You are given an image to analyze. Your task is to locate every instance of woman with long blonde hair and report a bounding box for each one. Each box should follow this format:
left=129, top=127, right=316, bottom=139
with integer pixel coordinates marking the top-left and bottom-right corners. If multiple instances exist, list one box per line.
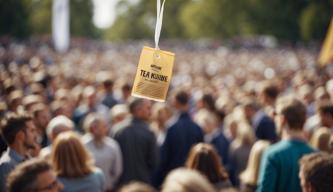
left=239, top=140, right=270, bottom=192
left=51, top=132, right=104, bottom=192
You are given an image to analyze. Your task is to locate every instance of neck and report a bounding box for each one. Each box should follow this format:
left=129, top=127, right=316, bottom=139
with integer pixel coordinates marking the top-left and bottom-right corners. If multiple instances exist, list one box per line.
left=93, top=137, right=104, bottom=144
left=282, top=128, right=306, bottom=141
left=9, top=142, right=26, bottom=156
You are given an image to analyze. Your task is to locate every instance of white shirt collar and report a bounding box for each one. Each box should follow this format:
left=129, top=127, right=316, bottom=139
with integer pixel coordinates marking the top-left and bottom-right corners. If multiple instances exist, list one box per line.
left=204, top=129, right=220, bottom=143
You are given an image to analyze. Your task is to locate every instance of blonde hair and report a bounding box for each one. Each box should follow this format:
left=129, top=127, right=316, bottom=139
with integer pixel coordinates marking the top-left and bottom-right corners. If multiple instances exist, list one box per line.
left=239, top=140, right=270, bottom=185
left=51, top=132, right=95, bottom=177
left=83, top=113, right=104, bottom=133
left=162, top=168, right=216, bottom=192
left=310, top=127, right=332, bottom=153
left=234, top=122, right=255, bottom=146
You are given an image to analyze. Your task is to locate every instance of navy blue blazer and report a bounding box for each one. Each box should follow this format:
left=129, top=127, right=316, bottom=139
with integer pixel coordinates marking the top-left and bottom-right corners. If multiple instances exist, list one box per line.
left=211, top=132, right=230, bottom=166
left=255, top=115, right=277, bottom=143
left=153, top=112, right=203, bottom=187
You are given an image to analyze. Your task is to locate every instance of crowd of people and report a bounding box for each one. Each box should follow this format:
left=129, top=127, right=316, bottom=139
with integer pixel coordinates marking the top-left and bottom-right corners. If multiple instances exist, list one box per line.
left=1, top=38, right=333, bottom=192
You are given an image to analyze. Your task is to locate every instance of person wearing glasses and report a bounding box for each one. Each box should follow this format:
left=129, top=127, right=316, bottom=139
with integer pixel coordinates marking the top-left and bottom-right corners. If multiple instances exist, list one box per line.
left=6, top=158, right=64, bottom=192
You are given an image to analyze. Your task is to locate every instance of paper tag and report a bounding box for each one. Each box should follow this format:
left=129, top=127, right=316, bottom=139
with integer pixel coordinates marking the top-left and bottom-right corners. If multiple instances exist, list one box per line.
left=132, top=46, right=175, bottom=102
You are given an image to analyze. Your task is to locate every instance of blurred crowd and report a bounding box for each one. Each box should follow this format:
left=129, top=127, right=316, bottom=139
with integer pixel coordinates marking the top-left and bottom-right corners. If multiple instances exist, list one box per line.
left=1, top=39, right=333, bottom=192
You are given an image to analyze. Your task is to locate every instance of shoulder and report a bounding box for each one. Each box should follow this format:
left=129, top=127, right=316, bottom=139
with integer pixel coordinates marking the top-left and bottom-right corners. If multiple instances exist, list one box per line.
left=103, top=137, right=120, bottom=148
left=92, top=168, right=104, bottom=180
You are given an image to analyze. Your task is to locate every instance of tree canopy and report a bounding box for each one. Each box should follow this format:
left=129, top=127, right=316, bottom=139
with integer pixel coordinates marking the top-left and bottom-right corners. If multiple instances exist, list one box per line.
left=0, top=0, right=332, bottom=42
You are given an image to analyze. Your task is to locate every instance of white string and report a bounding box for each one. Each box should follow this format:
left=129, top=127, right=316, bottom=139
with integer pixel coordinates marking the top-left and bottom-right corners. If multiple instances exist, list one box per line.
left=154, top=0, right=166, bottom=49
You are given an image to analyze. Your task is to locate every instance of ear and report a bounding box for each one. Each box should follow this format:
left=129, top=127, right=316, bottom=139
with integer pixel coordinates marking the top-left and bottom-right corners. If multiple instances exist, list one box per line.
left=15, top=130, right=25, bottom=142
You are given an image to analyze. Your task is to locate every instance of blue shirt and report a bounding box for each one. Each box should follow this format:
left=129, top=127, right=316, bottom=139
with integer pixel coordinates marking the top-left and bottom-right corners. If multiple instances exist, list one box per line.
left=0, top=148, right=25, bottom=192
left=59, top=168, right=105, bottom=192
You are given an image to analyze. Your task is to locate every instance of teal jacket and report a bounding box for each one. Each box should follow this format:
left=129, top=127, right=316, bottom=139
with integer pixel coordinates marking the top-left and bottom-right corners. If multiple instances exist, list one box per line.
left=257, top=139, right=315, bottom=192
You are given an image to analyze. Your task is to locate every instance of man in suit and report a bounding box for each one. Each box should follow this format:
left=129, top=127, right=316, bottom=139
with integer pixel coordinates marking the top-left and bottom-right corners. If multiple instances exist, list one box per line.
left=154, top=90, right=203, bottom=187
left=243, top=98, right=278, bottom=143
left=113, top=98, right=158, bottom=187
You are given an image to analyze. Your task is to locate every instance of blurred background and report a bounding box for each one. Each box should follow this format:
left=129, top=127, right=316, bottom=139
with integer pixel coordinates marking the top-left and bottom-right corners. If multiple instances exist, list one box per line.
left=0, top=0, right=332, bottom=43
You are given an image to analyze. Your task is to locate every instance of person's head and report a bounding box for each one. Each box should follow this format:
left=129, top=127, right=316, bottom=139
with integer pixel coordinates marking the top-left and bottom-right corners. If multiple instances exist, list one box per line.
left=195, top=110, right=218, bottom=134
left=186, top=143, right=228, bottom=184
left=83, top=113, right=108, bottom=140
left=310, top=128, right=332, bottom=153
left=50, top=100, right=73, bottom=118
left=110, top=104, right=129, bottom=124
left=234, top=122, right=255, bottom=146
left=317, top=100, right=333, bottom=128
left=299, top=153, right=333, bottom=192
left=46, top=115, right=74, bottom=142
left=240, top=140, right=270, bottom=186
left=32, top=103, right=51, bottom=130
left=7, top=158, right=63, bottom=192
left=1, top=113, right=36, bottom=150
left=83, top=86, right=97, bottom=107
left=275, top=95, right=306, bottom=132
left=242, top=98, right=261, bottom=122
left=197, top=93, right=216, bottom=112
left=119, top=182, right=156, bottom=192
left=152, top=103, right=172, bottom=129
left=51, top=131, right=95, bottom=177
left=22, top=95, right=43, bottom=112
left=172, top=90, right=190, bottom=111
left=258, top=81, right=279, bottom=106
left=161, top=168, right=216, bottom=192
left=121, top=83, right=132, bottom=100
left=129, top=99, right=152, bottom=122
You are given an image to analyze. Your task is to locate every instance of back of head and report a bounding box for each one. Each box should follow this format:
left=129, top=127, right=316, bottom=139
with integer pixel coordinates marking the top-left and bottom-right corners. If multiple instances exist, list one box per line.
left=259, top=81, right=279, bottom=101
left=310, top=128, right=331, bottom=153
left=110, top=104, right=129, bottom=120
left=276, top=95, right=306, bottom=130
left=7, top=158, right=51, bottom=192
left=51, top=132, right=94, bottom=177
left=242, top=97, right=261, bottom=112
left=129, top=98, right=145, bottom=115
left=174, top=90, right=190, bottom=107
left=162, top=168, right=216, bottom=192
left=317, top=100, right=333, bottom=117
left=46, top=115, right=74, bottom=138
left=299, top=153, right=333, bottom=192
left=1, top=113, right=32, bottom=145
left=186, top=143, right=228, bottom=183
left=119, top=182, right=156, bottom=192
left=83, top=113, right=104, bottom=133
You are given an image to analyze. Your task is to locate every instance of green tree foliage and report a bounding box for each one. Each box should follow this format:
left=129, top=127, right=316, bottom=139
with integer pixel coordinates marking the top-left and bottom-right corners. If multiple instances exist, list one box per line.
left=0, top=0, right=30, bottom=38
left=0, top=0, right=332, bottom=41
left=107, top=0, right=331, bottom=41
left=248, top=0, right=308, bottom=41
left=26, top=0, right=52, bottom=35
left=104, top=0, right=191, bottom=40
left=0, top=0, right=99, bottom=39
left=104, top=1, right=153, bottom=40
left=70, top=0, right=100, bottom=38
left=300, top=1, right=332, bottom=41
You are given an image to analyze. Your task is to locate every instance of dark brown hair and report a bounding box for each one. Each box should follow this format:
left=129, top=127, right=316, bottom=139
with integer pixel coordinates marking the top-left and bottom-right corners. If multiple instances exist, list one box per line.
left=299, top=153, right=333, bottom=192
left=276, top=96, right=306, bottom=130
left=7, top=158, right=52, bottom=192
left=1, top=113, right=32, bottom=145
left=185, top=143, right=228, bottom=184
